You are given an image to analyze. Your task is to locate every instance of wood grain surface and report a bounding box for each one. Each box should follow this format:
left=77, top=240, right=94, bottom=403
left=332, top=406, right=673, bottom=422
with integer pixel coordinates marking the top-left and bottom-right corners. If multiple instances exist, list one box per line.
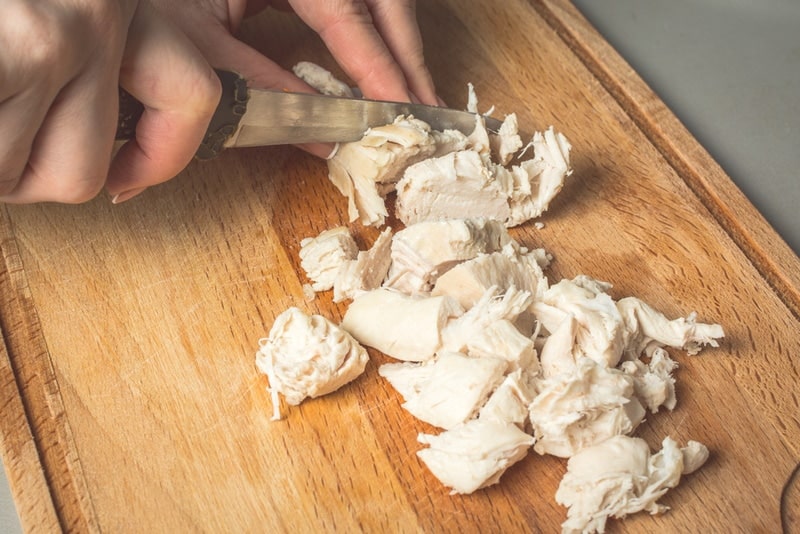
left=1, top=1, right=798, bottom=532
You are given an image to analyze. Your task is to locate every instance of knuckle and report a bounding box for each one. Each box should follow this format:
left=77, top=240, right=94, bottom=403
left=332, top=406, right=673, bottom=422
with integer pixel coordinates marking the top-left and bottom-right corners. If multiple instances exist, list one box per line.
left=53, top=173, right=107, bottom=204
left=6, top=6, right=71, bottom=73
left=192, top=68, right=223, bottom=118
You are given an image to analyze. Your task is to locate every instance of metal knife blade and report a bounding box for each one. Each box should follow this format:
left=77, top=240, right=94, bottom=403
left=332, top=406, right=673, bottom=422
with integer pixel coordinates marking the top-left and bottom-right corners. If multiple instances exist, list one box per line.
left=117, top=70, right=502, bottom=160
left=230, top=89, right=503, bottom=148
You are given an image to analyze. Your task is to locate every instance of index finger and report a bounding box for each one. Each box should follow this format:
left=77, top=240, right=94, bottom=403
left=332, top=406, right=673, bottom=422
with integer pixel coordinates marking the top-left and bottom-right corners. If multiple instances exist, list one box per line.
left=289, top=0, right=415, bottom=103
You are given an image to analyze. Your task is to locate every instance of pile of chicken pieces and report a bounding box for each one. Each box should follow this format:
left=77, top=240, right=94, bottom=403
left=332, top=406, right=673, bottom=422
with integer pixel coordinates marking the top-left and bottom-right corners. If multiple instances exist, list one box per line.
left=255, top=64, right=724, bottom=534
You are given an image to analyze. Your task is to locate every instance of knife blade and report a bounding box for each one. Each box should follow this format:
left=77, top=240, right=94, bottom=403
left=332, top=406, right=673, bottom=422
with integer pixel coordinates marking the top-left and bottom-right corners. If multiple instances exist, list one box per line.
left=116, top=70, right=503, bottom=160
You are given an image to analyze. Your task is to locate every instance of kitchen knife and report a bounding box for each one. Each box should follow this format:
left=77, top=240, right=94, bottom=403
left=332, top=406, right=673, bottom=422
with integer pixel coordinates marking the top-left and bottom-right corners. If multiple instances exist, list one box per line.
left=116, top=70, right=503, bottom=160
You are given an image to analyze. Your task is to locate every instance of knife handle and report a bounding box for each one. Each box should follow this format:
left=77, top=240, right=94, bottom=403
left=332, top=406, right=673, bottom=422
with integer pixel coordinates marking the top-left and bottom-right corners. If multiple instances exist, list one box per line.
left=115, top=69, right=249, bottom=160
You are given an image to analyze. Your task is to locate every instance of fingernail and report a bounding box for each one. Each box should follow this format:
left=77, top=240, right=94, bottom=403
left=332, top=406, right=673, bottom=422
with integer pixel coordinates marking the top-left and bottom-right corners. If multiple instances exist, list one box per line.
left=111, top=187, right=147, bottom=204
left=326, top=143, right=340, bottom=160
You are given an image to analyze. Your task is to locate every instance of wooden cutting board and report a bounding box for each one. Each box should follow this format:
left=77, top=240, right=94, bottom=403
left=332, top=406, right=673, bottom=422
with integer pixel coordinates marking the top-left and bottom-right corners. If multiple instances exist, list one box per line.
left=1, top=1, right=798, bottom=532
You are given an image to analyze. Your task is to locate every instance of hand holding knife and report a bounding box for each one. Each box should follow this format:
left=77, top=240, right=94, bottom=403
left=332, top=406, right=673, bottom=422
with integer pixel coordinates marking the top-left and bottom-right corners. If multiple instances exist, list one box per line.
left=117, top=70, right=502, bottom=160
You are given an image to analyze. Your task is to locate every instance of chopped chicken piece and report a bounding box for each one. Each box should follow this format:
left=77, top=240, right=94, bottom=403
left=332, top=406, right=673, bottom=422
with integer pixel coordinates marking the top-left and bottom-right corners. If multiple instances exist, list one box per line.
left=498, top=126, right=572, bottom=226
left=530, top=358, right=645, bottom=457
left=292, top=61, right=355, bottom=97
left=327, top=116, right=438, bottom=226
left=467, top=114, right=493, bottom=164
left=490, top=113, right=523, bottom=165
left=395, top=150, right=511, bottom=226
left=299, top=226, right=358, bottom=292
left=333, top=227, right=393, bottom=302
left=680, top=440, right=710, bottom=475
left=458, top=319, right=536, bottom=370
left=379, top=351, right=507, bottom=429
left=341, top=288, right=463, bottom=362
left=441, top=286, right=538, bottom=371
left=431, top=129, right=470, bottom=156
left=255, top=307, right=369, bottom=420
left=417, top=418, right=535, bottom=494
left=396, top=126, right=572, bottom=228
left=556, top=435, right=709, bottom=534
left=385, top=218, right=510, bottom=295
left=533, top=276, right=627, bottom=368
left=479, top=369, right=538, bottom=427
left=432, top=243, right=548, bottom=309
left=616, top=297, right=725, bottom=357
left=620, top=348, right=678, bottom=413
left=539, top=314, right=579, bottom=378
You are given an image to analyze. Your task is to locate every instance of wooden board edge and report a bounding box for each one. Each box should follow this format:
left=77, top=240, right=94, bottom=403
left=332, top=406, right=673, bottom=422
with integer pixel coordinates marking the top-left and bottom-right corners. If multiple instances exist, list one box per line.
left=0, top=207, right=99, bottom=532
left=534, top=0, right=800, bottom=320
left=0, top=328, right=61, bottom=532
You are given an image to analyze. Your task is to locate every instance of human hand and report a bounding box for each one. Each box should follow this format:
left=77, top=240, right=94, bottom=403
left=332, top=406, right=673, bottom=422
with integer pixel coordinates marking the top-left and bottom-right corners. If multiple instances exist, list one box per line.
left=150, top=0, right=440, bottom=160
left=154, top=0, right=439, bottom=105
left=0, top=0, right=220, bottom=204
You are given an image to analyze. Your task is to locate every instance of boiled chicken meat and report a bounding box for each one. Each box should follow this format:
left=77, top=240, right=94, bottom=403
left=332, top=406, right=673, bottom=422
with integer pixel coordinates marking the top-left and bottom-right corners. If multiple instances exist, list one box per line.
left=341, top=288, right=463, bottom=362
left=529, top=358, right=646, bottom=458
left=416, top=418, right=535, bottom=494
left=292, top=61, right=355, bottom=97
left=385, top=218, right=510, bottom=295
left=555, top=435, right=709, bottom=534
left=327, top=116, right=437, bottom=226
left=255, top=307, right=369, bottom=420
left=333, top=227, right=393, bottom=302
left=379, top=351, right=507, bottom=429
left=299, top=226, right=358, bottom=292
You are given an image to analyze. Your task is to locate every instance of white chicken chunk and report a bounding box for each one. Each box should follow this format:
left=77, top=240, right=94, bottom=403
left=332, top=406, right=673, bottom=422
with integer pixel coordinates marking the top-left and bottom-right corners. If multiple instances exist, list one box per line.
left=395, top=150, right=511, bottom=226
left=620, top=348, right=679, bottom=413
left=395, top=126, right=571, bottom=228
left=616, top=297, right=725, bottom=358
left=495, top=126, right=573, bottom=226
left=417, top=418, right=535, bottom=494
left=291, top=61, right=355, bottom=98
left=432, top=242, right=549, bottom=309
left=529, top=358, right=646, bottom=457
left=556, top=435, right=709, bottom=534
left=333, top=227, right=393, bottom=302
left=299, top=226, right=358, bottom=292
left=490, top=113, right=523, bottom=165
left=539, top=313, right=579, bottom=378
left=441, top=286, right=538, bottom=371
left=385, top=218, right=511, bottom=295
left=255, top=307, right=369, bottom=420
left=341, top=288, right=463, bottom=362
left=479, top=369, right=539, bottom=427
left=327, top=116, right=437, bottom=227
left=533, top=276, right=627, bottom=368
left=379, top=351, right=507, bottom=429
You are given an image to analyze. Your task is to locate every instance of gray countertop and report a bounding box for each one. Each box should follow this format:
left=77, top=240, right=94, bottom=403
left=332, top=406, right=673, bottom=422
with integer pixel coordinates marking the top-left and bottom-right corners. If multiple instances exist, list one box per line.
left=1, top=1, right=798, bottom=531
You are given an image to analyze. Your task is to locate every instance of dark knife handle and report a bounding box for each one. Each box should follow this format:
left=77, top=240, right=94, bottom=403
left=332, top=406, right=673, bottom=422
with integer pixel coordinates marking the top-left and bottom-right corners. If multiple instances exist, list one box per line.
left=115, top=69, right=249, bottom=160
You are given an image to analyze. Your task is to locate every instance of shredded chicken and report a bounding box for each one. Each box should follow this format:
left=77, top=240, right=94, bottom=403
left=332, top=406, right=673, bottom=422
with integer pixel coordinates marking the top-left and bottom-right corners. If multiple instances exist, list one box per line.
left=379, top=351, right=507, bottom=429
left=292, top=61, right=355, bottom=98
left=385, top=218, right=510, bottom=295
left=395, top=149, right=511, bottom=226
left=417, top=418, right=535, bottom=494
left=432, top=242, right=549, bottom=309
left=556, top=435, right=709, bottom=534
left=299, top=226, right=358, bottom=292
left=530, top=358, right=646, bottom=458
left=252, top=74, right=725, bottom=531
left=255, top=307, right=369, bottom=420
left=333, top=227, right=393, bottom=302
left=327, top=116, right=437, bottom=227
